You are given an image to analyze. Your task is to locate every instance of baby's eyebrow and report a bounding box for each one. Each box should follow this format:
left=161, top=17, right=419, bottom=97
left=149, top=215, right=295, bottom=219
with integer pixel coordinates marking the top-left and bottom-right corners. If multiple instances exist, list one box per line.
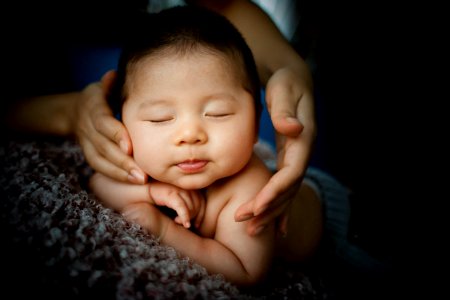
left=204, top=93, right=237, bottom=102
left=138, top=99, right=172, bottom=110
left=136, top=93, right=237, bottom=110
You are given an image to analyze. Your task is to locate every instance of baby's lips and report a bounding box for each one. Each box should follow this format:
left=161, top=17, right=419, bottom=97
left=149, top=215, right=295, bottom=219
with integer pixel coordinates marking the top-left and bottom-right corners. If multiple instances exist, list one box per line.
left=177, top=160, right=208, bottom=173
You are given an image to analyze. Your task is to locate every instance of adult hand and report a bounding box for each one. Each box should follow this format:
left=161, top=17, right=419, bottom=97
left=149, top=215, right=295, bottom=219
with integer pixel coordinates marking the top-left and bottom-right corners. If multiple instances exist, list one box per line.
left=73, top=70, right=147, bottom=184
left=235, top=67, right=316, bottom=236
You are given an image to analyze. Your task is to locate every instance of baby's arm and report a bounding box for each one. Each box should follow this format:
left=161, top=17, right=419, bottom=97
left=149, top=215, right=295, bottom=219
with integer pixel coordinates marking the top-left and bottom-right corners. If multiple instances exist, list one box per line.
left=158, top=197, right=275, bottom=286
left=156, top=157, right=275, bottom=285
left=89, top=172, right=150, bottom=211
left=89, top=173, right=205, bottom=229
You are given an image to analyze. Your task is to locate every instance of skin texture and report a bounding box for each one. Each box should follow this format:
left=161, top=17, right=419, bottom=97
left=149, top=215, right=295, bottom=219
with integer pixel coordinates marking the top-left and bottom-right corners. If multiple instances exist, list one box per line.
left=187, top=0, right=316, bottom=236
left=90, top=50, right=322, bottom=285
left=122, top=53, right=257, bottom=191
left=90, top=51, right=321, bottom=286
left=3, top=0, right=316, bottom=236
left=90, top=51, right=276, bottom=285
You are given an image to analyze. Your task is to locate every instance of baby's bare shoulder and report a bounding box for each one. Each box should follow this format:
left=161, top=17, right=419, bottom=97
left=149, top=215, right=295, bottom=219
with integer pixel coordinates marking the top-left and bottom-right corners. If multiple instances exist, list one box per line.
left=221, top=154, right=271, bottom=207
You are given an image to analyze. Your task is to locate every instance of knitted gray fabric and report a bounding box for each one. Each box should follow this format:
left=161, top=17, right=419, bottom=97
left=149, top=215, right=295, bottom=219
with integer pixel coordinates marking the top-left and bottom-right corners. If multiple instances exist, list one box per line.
left=0, top=140, right=328, bottom=299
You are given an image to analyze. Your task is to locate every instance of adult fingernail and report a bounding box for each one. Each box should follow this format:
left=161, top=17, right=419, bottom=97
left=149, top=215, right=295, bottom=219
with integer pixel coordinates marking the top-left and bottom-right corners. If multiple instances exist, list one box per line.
left=254, top=205, right=268, bottom=216
left=120, top=140, right=129, bottom=153
left=129, top=169, right=145, bottom=184
left=286, top=117, right=299, bottom=123
left=236, top=213, right=254, bottom=222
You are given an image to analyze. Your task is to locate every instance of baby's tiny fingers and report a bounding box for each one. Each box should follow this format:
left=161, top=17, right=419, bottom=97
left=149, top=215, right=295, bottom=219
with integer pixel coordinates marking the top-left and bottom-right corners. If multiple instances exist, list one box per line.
left=169, top=198, right=191, bottom=228
left=174, top=216, right=190, bottom=227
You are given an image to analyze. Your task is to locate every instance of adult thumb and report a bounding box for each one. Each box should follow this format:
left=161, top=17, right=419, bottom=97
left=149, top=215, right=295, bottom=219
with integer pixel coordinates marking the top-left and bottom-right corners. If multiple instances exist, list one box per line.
left=101, top=70, right=117, bottom=96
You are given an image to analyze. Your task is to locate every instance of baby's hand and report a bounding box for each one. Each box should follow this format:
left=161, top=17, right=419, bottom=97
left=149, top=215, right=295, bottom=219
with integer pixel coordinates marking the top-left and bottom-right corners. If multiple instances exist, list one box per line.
left=148, top=181, right=206, bottom=229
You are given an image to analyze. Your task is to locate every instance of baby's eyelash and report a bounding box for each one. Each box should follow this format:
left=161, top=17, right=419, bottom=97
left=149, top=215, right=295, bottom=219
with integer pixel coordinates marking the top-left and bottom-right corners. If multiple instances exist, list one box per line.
left=149, top=117, right=174, bottom=123
left=205, top=112, right=233, bottom=118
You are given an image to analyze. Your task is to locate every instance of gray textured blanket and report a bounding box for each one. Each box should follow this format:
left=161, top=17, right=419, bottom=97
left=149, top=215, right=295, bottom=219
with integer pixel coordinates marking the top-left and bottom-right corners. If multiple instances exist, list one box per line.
left=0, top=139, right=328, bottom=299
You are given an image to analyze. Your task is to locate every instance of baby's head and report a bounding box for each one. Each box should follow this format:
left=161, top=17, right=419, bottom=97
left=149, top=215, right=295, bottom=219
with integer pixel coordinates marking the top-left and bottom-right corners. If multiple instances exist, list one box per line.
left=110, top=5, right=261, bottom=123
left=110, top=6, right=262, bottom=189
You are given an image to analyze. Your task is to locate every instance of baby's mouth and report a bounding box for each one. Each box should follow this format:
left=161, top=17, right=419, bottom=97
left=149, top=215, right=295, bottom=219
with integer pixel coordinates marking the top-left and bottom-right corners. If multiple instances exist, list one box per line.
left=177, top=160, right=208, bottom=173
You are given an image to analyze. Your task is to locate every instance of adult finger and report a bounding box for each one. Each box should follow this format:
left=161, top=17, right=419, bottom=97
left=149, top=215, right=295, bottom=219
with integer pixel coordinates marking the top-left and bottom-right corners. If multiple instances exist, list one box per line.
left=94, top=114, right=133, bottom=155
left=80, top=122, right=146, bottom=184
left=234, top=161, right=299, bottom=222
left=234, top=199, right=254, bottom=222
left=246, top=199, right=290, bottom=236
left=92, top=113, right=146, bottom=184
left=265, top=72, right=303, bottom=137
left=79, top=137, right=130, bottom=182
left=101, top=70, right=117, bottom=96
left=75, top=78, right=144, bottom=182
left=234, top=168, right=296, bottom=223
left=253, top=159, right=302, bottom=216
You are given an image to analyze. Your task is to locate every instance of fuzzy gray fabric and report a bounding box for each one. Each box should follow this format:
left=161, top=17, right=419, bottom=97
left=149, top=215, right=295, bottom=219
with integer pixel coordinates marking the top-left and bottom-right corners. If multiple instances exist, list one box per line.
left=0, top=139, right=329, bottom=299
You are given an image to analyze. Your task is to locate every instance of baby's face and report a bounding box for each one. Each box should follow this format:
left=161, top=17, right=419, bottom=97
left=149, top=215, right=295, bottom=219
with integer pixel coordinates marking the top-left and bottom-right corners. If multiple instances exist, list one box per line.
left=122, top=52, right=257, bottom=190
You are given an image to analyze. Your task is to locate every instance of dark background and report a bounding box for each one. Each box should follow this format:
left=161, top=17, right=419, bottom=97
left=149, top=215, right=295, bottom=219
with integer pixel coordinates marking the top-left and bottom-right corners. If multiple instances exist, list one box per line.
left=3, top=0, right=428, bottom=298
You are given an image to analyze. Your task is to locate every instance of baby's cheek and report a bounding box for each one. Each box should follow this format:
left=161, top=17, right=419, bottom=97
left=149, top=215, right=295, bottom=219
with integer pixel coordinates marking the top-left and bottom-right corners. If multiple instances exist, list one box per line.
left=220, top=145, right=252, bottom=175
left=132, top=145, right=155, bottom=173
left=136, top=155, right=156, bottom=176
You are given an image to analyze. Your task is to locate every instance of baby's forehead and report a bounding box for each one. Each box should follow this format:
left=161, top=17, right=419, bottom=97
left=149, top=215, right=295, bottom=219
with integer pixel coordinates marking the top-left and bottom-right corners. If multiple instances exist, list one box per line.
left=124, top=49, right=247, bottom=94
left=126, top=51, right=245, bottom=88
left=136, top=46, right=242, bottom=71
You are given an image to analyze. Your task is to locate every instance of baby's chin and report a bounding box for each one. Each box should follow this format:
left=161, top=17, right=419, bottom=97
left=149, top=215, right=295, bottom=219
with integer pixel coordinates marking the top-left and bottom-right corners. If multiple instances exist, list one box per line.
left=166, top=177, right=215, bottom=191
left=150, top=173, right=220, bottom=190
left=174, top=180, right=211, bottom=191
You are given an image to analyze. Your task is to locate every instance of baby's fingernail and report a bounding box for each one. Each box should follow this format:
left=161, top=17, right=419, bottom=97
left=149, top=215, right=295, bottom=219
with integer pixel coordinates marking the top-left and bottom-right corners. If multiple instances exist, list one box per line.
left=254, top=225, right=266, bottom=235
left=129, top=169, right=145, bottom=184
left=119, top=140, right=129, bottom=153
left=236, top=213, right=253, bottom=222
left=184, top=221, right=191, bottom=228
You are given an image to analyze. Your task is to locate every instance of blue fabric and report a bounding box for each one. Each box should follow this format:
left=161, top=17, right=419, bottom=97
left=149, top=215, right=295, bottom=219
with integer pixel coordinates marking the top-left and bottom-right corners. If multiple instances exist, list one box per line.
left=304, top=167, right=388, bottom=273
left=68, top=46, right=121, bottom=90
left=258, top=89, right=276, bottom=149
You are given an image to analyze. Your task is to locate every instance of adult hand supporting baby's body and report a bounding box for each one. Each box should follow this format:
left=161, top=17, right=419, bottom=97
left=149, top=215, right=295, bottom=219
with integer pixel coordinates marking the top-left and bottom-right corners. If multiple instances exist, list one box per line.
left=75, top=71, right=147, bottom=185
left=235, top=67, right=316, bottom=236
left=80, top=67, right=316, bottom=237
left=73, top=1, right=316, bottom=238
left=189, top=0, right=317, bottom=236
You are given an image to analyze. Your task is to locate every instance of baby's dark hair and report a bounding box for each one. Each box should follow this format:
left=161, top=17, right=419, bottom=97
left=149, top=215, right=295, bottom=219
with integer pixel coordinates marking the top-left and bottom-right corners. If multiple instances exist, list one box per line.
left=109, top=5, right=262, bottom=124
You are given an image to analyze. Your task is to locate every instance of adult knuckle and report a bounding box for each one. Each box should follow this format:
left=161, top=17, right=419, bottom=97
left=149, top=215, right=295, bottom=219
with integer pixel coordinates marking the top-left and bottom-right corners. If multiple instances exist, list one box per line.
left=93, top=116, right=106, bottom=132
left=96, top=141, right=108, bottom=156
left=119, top=156, right=133, bottom=171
